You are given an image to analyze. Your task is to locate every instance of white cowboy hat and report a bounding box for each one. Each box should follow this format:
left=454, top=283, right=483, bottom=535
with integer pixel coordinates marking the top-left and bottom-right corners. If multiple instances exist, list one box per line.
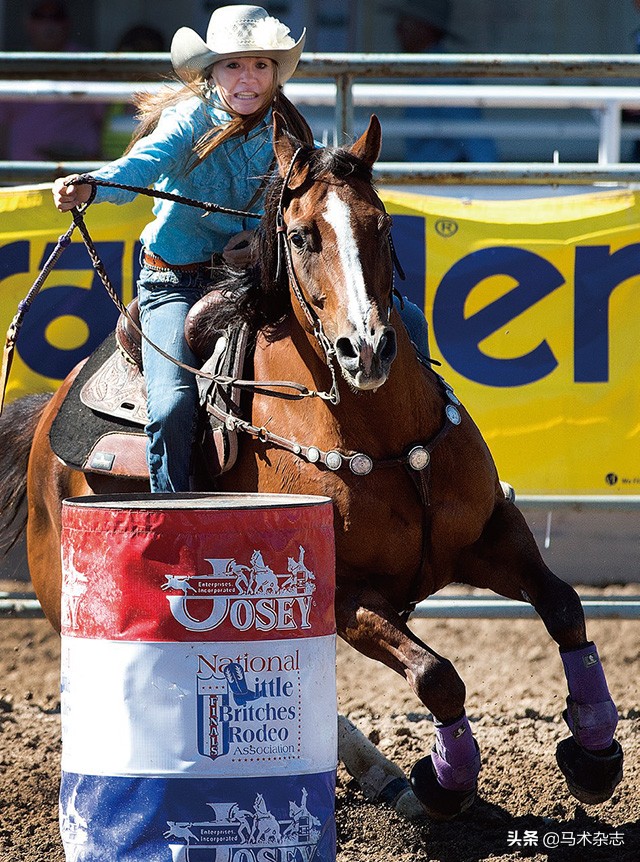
left=171, top=5, right=305, bottom=86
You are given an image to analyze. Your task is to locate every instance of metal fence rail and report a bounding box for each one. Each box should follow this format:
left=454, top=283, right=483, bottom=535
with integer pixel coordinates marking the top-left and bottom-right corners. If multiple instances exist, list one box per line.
left=2, top=591, right=639, bottom=621
left=411, top=595, right=640, bottom=620
left=3, top=52, right=640, bottom=80
left=3, top=78, right=640, bottom=166
left=2, top=52, right=640, bottom=164
left=4, top=161, right=640, bottom=186
left=0, top=593, right=43, bottom=619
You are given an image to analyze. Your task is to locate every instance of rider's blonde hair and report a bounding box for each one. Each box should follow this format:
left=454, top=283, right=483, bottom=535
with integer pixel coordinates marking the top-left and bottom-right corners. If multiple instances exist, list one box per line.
left=126, top=61, right=313, bottom=170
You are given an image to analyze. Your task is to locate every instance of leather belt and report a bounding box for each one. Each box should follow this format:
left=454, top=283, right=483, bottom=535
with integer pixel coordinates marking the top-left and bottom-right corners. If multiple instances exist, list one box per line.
left=143, top=251, right=210, bottom=272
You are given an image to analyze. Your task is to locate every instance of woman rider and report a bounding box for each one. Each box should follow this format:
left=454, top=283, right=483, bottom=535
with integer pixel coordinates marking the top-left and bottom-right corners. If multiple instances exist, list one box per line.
left=53, top=5, right=430, bottom=492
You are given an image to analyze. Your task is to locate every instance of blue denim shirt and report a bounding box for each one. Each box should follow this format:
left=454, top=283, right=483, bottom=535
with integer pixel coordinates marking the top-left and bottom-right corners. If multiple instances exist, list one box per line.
left=91, top=96, right=274, bottom=264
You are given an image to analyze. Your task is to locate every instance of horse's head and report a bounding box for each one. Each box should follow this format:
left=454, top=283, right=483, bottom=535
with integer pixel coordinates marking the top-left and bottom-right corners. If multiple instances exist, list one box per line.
left=271, top=114, right=397, bottom=391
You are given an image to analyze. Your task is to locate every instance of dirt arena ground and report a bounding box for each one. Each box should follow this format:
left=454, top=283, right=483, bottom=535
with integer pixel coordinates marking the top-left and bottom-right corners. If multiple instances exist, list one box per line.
left=1, top=584, right=638, bottom=862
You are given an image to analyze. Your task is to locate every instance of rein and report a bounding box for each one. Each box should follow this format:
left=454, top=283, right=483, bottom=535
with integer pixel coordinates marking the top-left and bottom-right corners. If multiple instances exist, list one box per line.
left=0, top=221, right=77, bottom=413
left=70, top=174, right=342, bottom=405
left=73, top=174, right=264, bottom=220
left=273, top=147, right=409, bottom=407
left=0, top=172, right=342, bottom=408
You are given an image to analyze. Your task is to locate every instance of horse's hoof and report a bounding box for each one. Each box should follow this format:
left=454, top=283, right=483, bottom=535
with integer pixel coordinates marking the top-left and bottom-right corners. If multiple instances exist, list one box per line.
left=409, top=755, right=477, bottom=821
left=556, top=736, right=623, bottom=805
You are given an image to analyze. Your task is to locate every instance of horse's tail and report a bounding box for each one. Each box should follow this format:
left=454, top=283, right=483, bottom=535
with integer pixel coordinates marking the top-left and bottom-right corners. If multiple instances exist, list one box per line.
left=0, top=393, right=51, bottom=555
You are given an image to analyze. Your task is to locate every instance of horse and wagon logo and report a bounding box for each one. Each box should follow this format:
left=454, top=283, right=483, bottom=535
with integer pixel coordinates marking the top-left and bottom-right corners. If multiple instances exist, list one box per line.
left=161, top=546, right=316, bottom=633
left=163, top=788, right=323, bottom=861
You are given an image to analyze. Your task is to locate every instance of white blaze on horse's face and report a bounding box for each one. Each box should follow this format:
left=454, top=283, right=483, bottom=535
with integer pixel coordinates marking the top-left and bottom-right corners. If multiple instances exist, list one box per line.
left=323, top=191, right=372, bottom=338
left=321, top=190, right=397, bottom=390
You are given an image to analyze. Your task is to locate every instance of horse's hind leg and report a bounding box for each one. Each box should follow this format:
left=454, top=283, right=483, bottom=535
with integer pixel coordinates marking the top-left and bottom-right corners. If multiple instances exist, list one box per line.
left=458, top=499, right=623, bottom=805
left=336, top=582, right=481, bottom=820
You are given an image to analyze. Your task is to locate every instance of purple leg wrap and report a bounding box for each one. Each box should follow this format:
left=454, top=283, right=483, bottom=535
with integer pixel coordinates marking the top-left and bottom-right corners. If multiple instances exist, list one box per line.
left=561, top=642, right=618, bottom=751
left=431, top=712, right=481, bottom=792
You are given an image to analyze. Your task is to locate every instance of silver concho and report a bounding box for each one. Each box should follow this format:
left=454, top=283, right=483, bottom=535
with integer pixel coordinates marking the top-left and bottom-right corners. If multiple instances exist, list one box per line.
left=445, top=389, right=460, bottom=405
left=349, top=453, right=374, bottom=475
left=307, top=446, right=321, bottom=463
left=325, top=450, right=344, bottom=471
left=407, top=446, right=430, bottom=471
left=445, top=405, right=461, bottom=425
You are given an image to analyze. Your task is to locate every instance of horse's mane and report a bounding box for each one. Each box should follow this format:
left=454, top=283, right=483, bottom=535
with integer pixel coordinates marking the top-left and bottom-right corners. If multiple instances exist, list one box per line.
left=211, top=143, right=375, bottom=335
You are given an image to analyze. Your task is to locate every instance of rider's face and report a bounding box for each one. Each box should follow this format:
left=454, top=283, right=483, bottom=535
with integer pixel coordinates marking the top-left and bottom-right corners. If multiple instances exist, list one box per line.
left=212, top=57, right=275, bottom=116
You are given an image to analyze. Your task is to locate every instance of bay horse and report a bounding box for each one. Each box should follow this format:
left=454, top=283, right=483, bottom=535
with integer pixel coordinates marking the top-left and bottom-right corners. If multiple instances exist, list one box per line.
left=0, top=115, right=623, bottom=819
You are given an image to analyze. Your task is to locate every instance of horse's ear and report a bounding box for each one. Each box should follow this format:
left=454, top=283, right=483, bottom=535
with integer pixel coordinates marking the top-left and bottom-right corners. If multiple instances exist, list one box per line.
left=273, top=111, right=309, bottom=189
left=349, top=115, right=382, bottom=168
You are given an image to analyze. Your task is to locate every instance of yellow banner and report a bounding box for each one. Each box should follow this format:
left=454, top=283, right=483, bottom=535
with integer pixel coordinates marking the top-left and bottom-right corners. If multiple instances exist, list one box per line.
left=383, top=188, right=640, bottom=495
left=1, top=183, right=639, bottom=495
left=0, top=184, right=152, bottom=402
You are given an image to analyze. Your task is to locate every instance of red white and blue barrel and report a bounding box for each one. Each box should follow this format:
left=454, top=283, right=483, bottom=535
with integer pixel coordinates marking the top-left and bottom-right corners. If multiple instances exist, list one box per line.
left=59, top=492, right=337, bottom=862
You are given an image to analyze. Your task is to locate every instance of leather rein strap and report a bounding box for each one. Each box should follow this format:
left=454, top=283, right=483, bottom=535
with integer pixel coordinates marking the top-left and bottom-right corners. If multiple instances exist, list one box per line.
left=0, top=221, right=76, bottom=414
left=66, top=174, right=340, bottom=404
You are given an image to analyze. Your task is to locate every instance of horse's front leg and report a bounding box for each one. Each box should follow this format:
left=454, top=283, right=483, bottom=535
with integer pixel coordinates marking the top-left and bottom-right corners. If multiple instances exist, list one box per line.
left=336, top=581, right=480, bottom=820
left=457, top=498, right=623, bottom=806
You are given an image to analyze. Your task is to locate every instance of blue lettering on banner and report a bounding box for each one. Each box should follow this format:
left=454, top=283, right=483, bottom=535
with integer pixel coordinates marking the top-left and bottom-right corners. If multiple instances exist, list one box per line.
left=0, top=239, right=143, bottom=382
left=432, top=243, right=640, bottom=387
left=433, top=246, right=562, bottom=387
left=391, top=215, right=426, bottom=309
left=0, top=239, right=29, bottom=280
left=573, top=244, right=640, bottom=383
left=16, top=241, right=124, bottom=379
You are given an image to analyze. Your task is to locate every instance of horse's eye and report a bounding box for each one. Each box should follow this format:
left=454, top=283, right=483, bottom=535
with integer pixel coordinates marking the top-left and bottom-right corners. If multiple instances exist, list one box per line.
left=289, top=231, right=306, bottom=250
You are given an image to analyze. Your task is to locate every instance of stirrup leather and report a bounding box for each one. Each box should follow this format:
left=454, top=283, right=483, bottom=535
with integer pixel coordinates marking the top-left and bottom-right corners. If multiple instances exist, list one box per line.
left=197, top=323, right=250, bottom=476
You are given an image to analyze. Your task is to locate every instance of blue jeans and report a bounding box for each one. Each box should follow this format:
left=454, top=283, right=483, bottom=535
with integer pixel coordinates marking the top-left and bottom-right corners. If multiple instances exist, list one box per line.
left=394, top=295, right=430, bottom=356
left=137, top=264, right=210, bottom=493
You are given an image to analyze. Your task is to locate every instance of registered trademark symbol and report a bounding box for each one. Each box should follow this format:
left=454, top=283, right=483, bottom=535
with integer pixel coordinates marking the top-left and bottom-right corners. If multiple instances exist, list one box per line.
left=435, top=218, right=458, bottom=237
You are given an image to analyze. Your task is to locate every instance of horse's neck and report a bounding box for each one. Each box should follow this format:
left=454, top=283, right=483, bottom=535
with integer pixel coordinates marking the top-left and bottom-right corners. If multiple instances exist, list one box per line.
left=336, top=338, right=443, bottom=444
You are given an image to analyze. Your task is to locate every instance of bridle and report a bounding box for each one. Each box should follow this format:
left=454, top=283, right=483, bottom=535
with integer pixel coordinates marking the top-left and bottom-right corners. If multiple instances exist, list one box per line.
left=275, top=146, right=341, bottom=405
left=207, top=147, right=461, bottom=483
left=273, top=146, right=407, bottom=408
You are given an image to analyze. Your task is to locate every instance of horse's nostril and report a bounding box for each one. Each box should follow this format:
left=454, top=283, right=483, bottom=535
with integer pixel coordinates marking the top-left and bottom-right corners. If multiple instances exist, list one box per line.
left=336, top=337, right=358, bottom=360
left=379, top=327, right=397, bottom=365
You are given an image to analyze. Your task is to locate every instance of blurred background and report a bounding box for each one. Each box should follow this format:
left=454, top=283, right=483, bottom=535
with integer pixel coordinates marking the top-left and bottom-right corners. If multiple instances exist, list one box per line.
left=2, top=0, right=640, bottom=163
left=3, top=0, right=640, bottom=55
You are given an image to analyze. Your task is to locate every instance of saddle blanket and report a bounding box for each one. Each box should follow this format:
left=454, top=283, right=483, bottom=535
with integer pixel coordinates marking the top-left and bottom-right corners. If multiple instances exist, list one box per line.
left=49, top=322, right=250, bottom=481
left=49, top=334, right=149, bottom=479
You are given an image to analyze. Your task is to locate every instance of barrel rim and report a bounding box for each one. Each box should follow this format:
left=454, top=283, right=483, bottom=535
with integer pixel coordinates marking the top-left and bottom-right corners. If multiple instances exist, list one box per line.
left=62, top=491, right=333, bottom=510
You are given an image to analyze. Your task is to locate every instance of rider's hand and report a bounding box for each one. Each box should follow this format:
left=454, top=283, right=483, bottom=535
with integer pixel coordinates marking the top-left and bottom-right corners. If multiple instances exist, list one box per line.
left=52, top=174, right=93, bottom=212
left=223, top=230, right=255, bottom=268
